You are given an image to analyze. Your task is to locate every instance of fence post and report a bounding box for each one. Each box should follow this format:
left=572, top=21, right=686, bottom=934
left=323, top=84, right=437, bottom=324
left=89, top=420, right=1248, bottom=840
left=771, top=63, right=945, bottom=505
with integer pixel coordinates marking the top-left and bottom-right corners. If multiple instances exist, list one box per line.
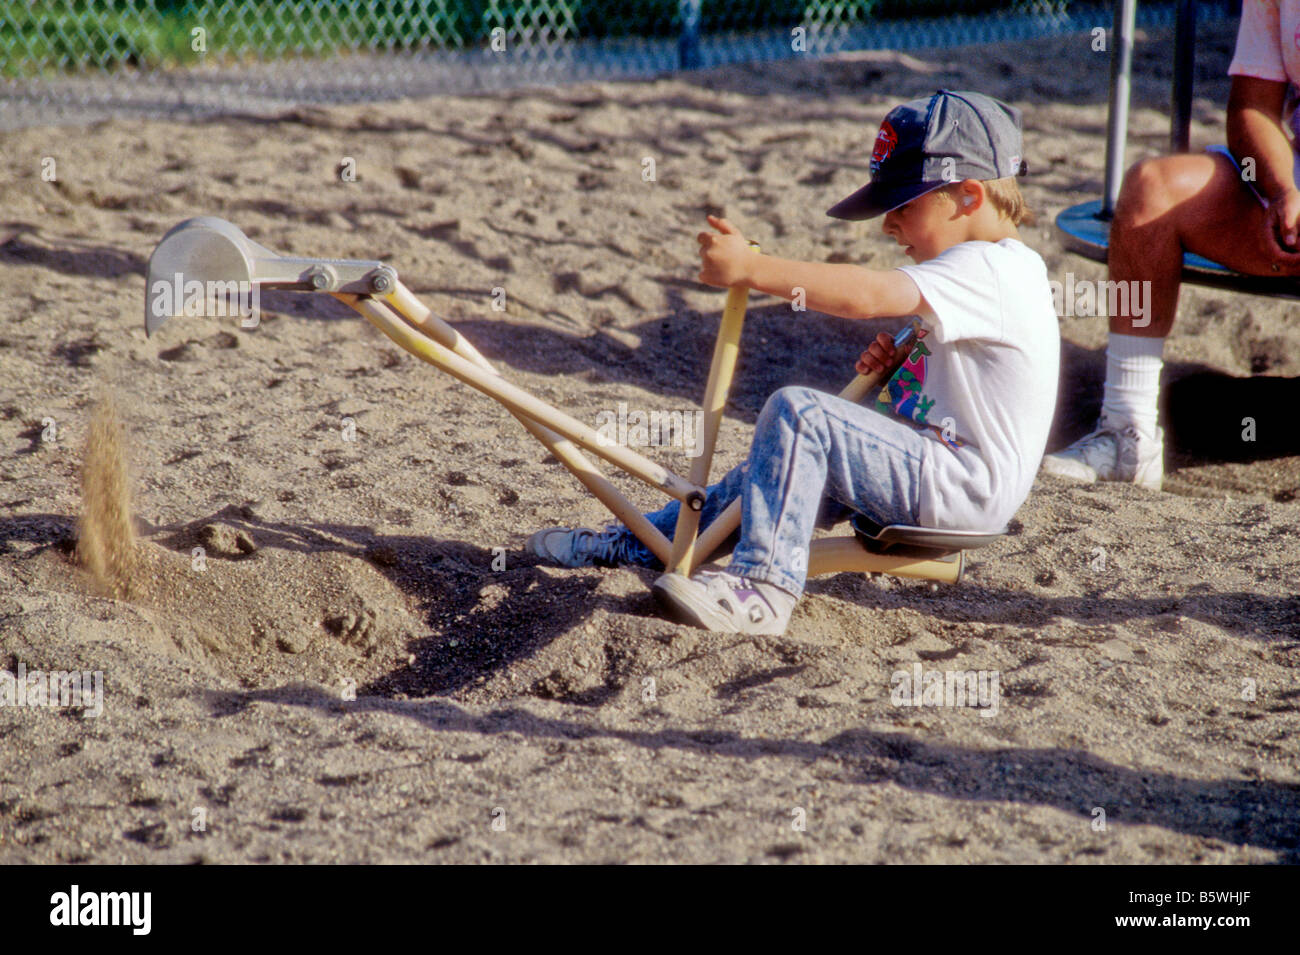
left=679, top=0, right=702, bottom=69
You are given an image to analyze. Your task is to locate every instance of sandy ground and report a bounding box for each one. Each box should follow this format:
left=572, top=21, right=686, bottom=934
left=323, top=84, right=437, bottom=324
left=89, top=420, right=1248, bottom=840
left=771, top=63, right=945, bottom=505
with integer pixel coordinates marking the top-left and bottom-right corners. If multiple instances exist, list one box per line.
left=1, top=23, right=1298, bottom=864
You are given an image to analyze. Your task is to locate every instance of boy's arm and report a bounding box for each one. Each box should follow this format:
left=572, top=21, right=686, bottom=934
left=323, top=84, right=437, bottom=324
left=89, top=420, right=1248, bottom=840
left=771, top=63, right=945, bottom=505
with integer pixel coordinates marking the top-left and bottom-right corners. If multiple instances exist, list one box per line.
left=698, top=215, right=927, bottom=321
left=746, top=254, right=924, bottom=321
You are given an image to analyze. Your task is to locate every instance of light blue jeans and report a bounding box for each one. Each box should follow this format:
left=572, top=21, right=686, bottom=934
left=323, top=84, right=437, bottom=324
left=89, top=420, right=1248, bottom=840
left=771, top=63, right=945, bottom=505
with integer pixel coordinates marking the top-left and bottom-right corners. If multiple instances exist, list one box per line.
left=614, top=385, right=930, bottom=597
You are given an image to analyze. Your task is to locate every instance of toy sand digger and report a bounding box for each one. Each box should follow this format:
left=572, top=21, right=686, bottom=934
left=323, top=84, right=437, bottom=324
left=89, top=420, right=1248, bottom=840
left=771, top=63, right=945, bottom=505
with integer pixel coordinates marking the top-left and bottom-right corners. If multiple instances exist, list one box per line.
left=144, top=216, right=1004, bottom=584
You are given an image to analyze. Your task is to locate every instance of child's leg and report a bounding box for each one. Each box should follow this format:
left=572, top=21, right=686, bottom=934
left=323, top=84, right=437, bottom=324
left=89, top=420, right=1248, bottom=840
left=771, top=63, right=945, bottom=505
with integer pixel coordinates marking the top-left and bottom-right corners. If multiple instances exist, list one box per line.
left=609, top=458, right=850, bottom=569
left=727, top=385, right=930, bottom=597
left=615, top=461, right=750, bottom=569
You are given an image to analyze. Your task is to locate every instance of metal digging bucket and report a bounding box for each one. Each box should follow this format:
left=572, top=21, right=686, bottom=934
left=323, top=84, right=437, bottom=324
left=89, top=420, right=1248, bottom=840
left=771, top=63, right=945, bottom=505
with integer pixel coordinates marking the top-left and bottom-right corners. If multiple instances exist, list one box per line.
left=144, top=216, right=391, bottom=336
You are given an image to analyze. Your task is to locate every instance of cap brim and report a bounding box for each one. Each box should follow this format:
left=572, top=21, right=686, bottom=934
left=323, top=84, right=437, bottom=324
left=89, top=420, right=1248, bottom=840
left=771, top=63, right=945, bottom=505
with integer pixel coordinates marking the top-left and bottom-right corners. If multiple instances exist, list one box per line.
left=826, top=180, right=948, bottom=220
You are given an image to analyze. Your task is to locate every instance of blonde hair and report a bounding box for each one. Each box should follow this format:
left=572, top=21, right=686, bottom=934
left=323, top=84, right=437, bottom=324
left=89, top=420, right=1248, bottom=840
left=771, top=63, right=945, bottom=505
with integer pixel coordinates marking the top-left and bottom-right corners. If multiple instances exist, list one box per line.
left=976, top=177, right=1034, bottom=227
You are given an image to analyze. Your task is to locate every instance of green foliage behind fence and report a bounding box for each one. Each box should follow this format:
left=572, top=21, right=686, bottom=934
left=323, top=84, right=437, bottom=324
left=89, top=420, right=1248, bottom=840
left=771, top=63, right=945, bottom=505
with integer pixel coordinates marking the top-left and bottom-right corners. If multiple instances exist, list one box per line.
left=1, top=1, right=1072, bottom=77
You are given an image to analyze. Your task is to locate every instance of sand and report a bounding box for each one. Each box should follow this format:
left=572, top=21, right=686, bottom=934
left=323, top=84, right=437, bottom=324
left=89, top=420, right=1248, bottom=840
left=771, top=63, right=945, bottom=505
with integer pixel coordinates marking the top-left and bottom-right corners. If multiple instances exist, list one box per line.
left=74, top=392, right=139, bottom=601
left=1, top=22, right=1297, bottom=864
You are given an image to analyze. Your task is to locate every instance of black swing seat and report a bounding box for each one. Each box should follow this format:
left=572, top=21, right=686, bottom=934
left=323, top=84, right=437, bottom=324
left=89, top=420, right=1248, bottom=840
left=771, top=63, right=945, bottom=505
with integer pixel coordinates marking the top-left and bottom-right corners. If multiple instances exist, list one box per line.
left=850, top=512, right=1006, bottom=560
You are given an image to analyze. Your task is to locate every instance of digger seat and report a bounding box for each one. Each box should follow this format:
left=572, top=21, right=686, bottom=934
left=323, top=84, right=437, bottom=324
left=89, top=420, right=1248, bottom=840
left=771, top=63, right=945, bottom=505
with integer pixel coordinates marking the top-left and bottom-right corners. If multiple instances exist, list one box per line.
left=850, top=512, right=1006, bottom=560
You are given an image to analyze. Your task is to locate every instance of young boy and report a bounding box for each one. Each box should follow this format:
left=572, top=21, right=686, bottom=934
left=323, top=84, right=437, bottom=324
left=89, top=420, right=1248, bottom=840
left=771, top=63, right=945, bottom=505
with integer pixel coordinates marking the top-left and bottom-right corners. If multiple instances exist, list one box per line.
left=527, top=90, right=1059, bottom=636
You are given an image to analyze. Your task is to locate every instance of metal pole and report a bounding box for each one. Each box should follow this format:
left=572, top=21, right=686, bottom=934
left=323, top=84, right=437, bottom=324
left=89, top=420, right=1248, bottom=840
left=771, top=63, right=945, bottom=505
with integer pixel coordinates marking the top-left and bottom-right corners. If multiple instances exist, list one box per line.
left=679, top=0, right=702, bottom=69
left=1102, top=0, right=1137, bottom=218
left=1170, top=0, right=1196, bottom=153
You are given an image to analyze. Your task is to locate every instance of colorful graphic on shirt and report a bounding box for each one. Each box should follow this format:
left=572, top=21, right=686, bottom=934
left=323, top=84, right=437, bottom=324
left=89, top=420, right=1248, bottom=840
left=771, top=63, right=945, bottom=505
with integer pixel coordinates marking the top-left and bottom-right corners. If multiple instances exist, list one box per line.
left=874, top=330, right=967, bottom=450
left=870, top=120, right=898, bottom=172
left=876, top=333, right=932, bottom=421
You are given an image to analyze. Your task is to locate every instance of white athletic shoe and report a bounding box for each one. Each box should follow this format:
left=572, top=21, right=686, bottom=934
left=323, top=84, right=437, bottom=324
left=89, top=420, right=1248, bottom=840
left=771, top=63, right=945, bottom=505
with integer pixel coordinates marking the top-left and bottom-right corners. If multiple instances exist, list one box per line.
left=651, top=569, right=797, bottom=635
left=1040, top=417, right=1164, bottom=491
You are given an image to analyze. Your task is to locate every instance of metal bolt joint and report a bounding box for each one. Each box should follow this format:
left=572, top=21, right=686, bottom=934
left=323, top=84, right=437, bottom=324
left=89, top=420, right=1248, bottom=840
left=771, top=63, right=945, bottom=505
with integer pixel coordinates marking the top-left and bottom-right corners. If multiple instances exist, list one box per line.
left=367, top=265, right=398, bottom=294
left=305, top=264, right=337, bottom=291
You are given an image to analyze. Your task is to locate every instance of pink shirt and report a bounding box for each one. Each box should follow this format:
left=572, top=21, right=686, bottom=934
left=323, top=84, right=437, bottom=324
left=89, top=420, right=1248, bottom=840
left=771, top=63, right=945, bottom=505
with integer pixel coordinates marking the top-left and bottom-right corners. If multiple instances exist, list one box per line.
left=1230, top=0, right=1300, bottom=140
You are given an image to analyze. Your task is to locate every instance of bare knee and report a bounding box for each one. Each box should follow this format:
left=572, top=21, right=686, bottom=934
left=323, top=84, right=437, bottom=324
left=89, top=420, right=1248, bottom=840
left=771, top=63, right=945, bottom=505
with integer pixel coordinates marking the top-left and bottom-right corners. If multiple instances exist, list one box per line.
left=1115, top=157, right=1178, bottom=225
left=1114, top=154, right=1220, bottom=228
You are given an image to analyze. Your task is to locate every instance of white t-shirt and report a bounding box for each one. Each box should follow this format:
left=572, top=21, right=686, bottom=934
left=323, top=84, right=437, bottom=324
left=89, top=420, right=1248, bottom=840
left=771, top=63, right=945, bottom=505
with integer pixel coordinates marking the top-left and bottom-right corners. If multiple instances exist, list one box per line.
left=890, top=239, right=1059, bottom=532
left=1229, top=0, right=1300, bottom=140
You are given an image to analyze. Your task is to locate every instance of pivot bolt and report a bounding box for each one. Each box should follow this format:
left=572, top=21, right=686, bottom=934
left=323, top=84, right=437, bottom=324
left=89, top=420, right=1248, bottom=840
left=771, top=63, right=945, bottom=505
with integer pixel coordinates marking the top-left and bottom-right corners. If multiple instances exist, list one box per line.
left=305, top=264, right=337, bottom=291
left=368, top=265, right=398, bottom=294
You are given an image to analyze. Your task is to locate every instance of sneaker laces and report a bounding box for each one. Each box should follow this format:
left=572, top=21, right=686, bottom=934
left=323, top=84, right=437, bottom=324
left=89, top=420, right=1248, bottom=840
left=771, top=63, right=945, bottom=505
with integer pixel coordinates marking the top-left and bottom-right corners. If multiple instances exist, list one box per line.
left=1066, top=422, right=1152, bottom=481
left=703, top=570, right=771, bottom=603
left=1072, top=426, right=1118, bottom=449
left=1061, top=426, right=1120, bottom=465
left=587, top=523, right=633, bottom=567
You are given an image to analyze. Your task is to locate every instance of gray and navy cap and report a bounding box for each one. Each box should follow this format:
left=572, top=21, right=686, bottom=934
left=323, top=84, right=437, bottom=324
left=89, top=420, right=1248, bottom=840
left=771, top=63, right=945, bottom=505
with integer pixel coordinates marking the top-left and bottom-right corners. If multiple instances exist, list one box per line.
left=827, top=90, right=1026, bottom=221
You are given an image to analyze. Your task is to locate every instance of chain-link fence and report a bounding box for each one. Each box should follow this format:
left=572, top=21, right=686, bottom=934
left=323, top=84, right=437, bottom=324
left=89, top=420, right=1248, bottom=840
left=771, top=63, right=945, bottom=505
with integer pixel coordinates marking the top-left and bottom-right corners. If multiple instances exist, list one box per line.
left=1, top=1, right=1240, bottom=128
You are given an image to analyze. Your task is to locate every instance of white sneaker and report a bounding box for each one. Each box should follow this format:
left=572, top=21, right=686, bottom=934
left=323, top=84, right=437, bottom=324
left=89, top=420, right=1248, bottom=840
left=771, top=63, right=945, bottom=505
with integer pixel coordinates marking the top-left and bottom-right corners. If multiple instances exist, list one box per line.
left=651, top=569, right=797, bottom=635
left=1040, top=417, right=1164, bottom=491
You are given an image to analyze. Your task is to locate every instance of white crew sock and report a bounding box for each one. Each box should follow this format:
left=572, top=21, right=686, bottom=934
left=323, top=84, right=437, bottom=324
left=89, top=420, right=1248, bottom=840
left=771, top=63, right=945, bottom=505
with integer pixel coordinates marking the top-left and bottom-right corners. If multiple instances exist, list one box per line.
left=1100, top=332, right=1163, bottom=437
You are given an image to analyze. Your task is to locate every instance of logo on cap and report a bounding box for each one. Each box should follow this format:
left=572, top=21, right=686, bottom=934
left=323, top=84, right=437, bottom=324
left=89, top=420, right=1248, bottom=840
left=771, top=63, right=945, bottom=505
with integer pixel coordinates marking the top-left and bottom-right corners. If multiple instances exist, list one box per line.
left=870, top=120, right=898, bottom=172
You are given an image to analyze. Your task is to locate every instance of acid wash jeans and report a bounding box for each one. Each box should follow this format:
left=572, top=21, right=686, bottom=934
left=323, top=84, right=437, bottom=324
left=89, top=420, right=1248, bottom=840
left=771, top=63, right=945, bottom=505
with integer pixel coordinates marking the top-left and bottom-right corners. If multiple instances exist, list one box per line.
left=612, top=385, right=933, bottom=597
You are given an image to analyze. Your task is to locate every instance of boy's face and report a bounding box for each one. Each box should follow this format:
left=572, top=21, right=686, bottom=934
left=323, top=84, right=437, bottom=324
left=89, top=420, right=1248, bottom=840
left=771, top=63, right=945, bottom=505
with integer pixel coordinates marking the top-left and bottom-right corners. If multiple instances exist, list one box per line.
left=880, top=186, right=965, bottom=262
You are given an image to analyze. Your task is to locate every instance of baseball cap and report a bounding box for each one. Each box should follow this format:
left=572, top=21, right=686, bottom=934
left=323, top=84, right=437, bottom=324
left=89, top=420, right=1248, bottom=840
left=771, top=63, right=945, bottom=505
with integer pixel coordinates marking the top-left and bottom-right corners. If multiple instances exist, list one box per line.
left=826, top=90, right=1026, bottom=221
